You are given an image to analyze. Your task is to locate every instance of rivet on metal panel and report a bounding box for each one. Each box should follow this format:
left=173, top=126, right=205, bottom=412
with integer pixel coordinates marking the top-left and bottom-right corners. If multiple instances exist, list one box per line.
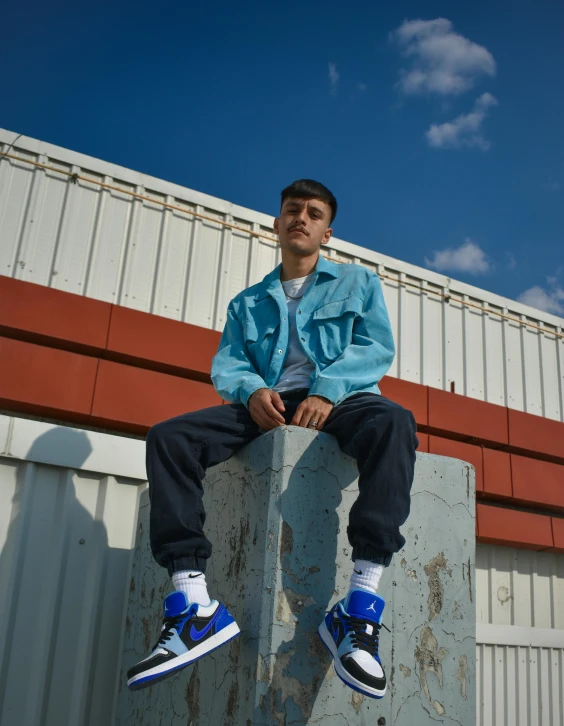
left=79, top=539, right=85, bottom=544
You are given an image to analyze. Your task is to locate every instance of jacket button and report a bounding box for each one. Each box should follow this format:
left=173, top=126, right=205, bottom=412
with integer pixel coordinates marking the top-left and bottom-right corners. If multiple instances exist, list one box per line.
left=297, top=309, right=301, bottom=314
left=278, top=349, right=283, bottom=354
left=301, top=338, right=305, bottom=342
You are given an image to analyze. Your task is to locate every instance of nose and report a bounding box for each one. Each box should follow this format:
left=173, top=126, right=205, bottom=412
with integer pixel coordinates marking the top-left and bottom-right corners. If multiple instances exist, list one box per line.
left=295, top=208, right=308, bottom=224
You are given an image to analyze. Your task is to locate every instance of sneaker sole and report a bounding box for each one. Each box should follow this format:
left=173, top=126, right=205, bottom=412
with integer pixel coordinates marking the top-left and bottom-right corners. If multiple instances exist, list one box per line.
left=317, top=620, right=386, bottom=699
left=127, top=621, right=241, bottom=691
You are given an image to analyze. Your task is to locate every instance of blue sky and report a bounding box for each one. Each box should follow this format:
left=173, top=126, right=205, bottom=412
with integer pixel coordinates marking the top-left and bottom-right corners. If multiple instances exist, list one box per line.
left=2, top=0, right=563, bottom=315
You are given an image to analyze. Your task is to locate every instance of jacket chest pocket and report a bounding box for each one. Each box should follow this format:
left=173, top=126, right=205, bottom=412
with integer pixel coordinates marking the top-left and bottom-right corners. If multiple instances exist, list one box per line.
left=243, top=318, right=279, bottom=368
left=312, top=296, right=363, bottom=361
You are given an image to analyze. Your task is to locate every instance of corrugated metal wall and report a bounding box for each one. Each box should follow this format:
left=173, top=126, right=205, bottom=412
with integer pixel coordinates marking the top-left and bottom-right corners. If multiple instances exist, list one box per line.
left=0, top=415, right=146, bottom=726
left=1, top=128, right=563, bottom=421
left=2, top=129, right=564, bottom=724
left=476, top=544, right=564, bottom=725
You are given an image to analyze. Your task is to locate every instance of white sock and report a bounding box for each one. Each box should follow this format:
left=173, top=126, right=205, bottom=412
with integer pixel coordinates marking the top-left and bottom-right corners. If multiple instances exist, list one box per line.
left=349, top=559, right=384, bottom=594
left=171, top=570, right=211, bottom=606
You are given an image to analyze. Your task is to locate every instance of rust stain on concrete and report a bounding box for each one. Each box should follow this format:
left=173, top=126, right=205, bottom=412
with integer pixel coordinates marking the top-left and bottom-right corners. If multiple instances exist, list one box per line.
left=141, top=616, right=151, bottom=651
left=185, top=662, right=200, bottom=723
left=401, top=557, right=418, bottom=582
left=456, top=654, right=468, bottom=699
left=226, top=681, right=239, bottom=723
left=432, top=700, right=445, bottom=716
left=424, top=553, right=449, bottom=621
left=351, top=690, right=364, bottom=713
left=276, top=587, right=314, bottom=623
left=280, top=520, right=293, bottom=558
left=227, top=516, right=250, bottom=579
left=415, top=624, right=448, bottom=702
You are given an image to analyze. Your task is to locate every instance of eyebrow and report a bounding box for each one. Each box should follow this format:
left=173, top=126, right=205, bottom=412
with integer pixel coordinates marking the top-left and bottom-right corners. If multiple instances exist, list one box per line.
left=284, top=201, right=327, bottom=217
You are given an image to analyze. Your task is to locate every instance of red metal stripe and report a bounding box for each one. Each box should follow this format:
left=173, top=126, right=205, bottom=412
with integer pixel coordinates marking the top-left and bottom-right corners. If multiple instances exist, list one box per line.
left=0, top=336, right=98, bottom=418
left=477, top=503, right=554, bottom=550
left=91, top=359, right=222, bottom=431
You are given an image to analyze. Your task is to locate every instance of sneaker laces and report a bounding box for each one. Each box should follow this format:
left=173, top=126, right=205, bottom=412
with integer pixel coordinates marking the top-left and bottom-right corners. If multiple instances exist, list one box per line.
left=343, top=614, right=390, bottom=656
left=154, top=605, right=197, bottom=650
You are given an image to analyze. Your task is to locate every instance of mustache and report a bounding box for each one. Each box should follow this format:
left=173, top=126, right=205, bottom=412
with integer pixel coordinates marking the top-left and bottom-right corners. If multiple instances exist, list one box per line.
left=288, top=225, right=309, bottom=235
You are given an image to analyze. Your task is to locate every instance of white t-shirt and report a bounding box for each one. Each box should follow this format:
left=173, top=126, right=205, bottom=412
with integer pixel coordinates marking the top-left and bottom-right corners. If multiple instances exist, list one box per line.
left=273, top=273, right=315, bottom=393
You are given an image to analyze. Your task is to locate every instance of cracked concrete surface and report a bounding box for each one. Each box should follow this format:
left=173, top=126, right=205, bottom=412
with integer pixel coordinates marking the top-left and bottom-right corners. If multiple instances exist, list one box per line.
left=115, top=431, right=475, bottom=725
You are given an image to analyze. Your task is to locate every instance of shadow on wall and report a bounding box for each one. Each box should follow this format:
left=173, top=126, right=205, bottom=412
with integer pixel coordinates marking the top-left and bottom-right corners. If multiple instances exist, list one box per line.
left=260, top=433, right=357, bottom=724
left=0, top=426, right=121, bottom=726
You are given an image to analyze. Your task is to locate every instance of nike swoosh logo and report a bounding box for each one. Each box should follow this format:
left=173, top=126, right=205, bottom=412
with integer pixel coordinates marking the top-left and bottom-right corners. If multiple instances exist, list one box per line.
left=188, top=574, right=202, bottom=579
left=331, top=616, right=340, bottom=641
left=190, top=606, right=222, bottom=642
left=354, top=569, right=362, bottom=574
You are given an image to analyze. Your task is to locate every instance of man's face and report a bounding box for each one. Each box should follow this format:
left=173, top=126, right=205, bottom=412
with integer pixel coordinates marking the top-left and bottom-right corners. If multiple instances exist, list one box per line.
left=274, top=197, right=333, bottom=255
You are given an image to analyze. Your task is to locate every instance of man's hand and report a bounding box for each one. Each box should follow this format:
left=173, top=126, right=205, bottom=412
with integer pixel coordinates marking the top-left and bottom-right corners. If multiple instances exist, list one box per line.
left=248, top=388, right=286, bottom=431
left=290, top=395, right=334, bottom=431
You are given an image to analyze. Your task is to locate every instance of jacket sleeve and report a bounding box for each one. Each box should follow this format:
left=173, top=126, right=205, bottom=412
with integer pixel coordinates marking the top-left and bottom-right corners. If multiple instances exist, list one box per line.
left=211, top=300, right=269, bottom=407
left=308, top=272, right=395, bottom=405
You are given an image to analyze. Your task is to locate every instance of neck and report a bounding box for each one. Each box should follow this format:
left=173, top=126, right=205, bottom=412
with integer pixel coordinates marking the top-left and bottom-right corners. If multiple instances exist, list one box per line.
left=280, top=251, right=319, bottom=282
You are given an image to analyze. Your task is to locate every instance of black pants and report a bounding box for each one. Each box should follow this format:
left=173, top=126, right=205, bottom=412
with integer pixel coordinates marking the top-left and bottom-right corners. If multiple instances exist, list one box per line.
left=146, top=389, right=418, bottom=574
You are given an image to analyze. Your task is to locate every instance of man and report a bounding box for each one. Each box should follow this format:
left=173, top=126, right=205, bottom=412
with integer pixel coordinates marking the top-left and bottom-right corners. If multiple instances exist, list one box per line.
left=127, top=180, right=418, bottom=699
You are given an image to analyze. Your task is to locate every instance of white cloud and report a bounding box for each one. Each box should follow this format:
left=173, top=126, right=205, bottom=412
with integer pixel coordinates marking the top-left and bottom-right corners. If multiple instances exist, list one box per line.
left=425, top=92, right=498, bottom=150
left=328, top=62, right=339, bottom=95
left=505, top=252, right=517, bottom=270
left=517, top=286, right=564, bottom=316
left=425, top=239, right=491, bottom=274
left=391, top=18, right=496, bottom=96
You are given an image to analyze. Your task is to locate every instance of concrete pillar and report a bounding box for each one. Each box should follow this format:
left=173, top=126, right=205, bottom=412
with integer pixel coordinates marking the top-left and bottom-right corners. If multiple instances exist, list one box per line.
left=117, top=426, right=475, bottom=726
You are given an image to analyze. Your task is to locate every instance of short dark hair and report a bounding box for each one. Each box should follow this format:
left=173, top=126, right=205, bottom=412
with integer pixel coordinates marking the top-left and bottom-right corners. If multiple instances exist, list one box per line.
left=280, top=179, right=337, bottom=224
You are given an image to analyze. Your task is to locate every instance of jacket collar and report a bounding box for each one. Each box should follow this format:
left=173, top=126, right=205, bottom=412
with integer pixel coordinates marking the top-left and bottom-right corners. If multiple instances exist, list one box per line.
left=257, top=253, right=339, bottom=300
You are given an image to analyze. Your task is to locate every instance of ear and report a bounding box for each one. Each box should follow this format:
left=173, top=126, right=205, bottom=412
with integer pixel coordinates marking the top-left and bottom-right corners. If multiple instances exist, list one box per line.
left=273, top=217, right=280, bottom=235
left=321, top=227, right=333, bottom=245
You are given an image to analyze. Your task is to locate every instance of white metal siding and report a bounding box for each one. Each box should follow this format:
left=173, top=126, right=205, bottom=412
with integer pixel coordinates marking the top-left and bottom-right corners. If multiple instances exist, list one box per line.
left=476, top=544, right=564, bottom=726
left=477, top=645, right=564, bottom=726
left=0, top=415, right=146, bottom=726
left=1, top=128, right=563, bottom=421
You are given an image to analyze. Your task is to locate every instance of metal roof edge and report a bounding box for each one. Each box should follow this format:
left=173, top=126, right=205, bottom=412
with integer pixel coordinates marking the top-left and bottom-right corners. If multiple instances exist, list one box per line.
left=2, top=127, right=562, bottom=329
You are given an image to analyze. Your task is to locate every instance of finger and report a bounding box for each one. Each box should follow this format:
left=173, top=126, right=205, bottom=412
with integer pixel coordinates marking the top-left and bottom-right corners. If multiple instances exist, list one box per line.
left=264, top=404, right=285, bottom=424
left=253, top=395, right=285, bottom=425
left=261, top=400, right=286, bottom=425
left=249, top=403, right=280, bottom=430
left=271, top=391, right=286, bottom=412
left=290, top=403, right=306, bottom=427
left=304, top=408, right=324, bottom=430
left=255, top=412, right=280, bottom=431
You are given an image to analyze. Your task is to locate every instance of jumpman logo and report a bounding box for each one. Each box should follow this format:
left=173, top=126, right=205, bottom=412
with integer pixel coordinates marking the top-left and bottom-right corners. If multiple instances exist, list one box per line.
left=367, top=602, right=377, bottom=613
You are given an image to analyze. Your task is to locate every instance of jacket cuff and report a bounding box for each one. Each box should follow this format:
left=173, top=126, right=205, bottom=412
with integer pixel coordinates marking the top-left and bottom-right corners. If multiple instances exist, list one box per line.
left=308, top=378, right=346, bottom=405
left=241, top=380, right=269, bottom=408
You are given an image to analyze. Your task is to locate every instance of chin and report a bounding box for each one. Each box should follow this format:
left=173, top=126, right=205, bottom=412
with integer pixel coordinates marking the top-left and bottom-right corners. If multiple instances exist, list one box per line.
left=285, top=240, right=317, bottom=254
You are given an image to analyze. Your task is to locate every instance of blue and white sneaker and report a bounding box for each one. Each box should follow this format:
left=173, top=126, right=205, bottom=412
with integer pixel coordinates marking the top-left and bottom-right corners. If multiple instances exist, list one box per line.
left=127, top=591, right=240, bottom=691
left=318, top=588, right=387, bottom=699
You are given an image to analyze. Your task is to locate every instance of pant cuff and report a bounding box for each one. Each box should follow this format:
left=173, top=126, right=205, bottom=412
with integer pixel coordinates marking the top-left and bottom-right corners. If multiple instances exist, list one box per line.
left=167, top=555, right=209, bottom=576
left=351, top=545, right=393, bottom=567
